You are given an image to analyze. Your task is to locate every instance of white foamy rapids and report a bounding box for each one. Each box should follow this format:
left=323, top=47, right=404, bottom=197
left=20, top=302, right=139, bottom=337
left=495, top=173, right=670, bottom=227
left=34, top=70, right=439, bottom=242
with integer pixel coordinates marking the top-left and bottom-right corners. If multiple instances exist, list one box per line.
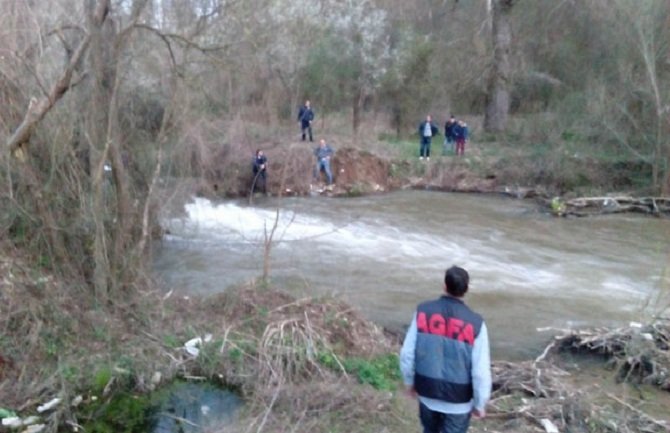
left=167, top=198, right=458, bottom=255
left=170, top=198, right=343, bottom=242
left=163, top=198, right=647, bottom=300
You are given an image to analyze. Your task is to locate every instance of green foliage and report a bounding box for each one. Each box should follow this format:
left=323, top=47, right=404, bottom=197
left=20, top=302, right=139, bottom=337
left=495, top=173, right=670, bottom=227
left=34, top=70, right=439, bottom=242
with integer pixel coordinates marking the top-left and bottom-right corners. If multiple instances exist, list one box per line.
left=380, top=36, right=435, bottom=134
left=93, top=367, right=113, bottom=394
left=0, top=408, right=16, bottom=419
left=194, top=339, right=224, bottom=376
left=550, top=197, right=566, bottom=215
left=302, top=35, right=358, bottom=112
left=379, top=133, right=418, bottom=160
left=82, top=392, right=151, bottom=433
left=319, top=352, right=400, bottom=391
left=162, top=334, right=180, bottom=349
left=59, top=363, right=80, bottom=384
left=345, top=183, right=365, bottom=197
left=93, top=326, right=109, bottom=342
left=228, top=347, right=243, bottom=364
left=37, top=254, right=51, bottom=269
left=41, top=331, right=64, bottom=358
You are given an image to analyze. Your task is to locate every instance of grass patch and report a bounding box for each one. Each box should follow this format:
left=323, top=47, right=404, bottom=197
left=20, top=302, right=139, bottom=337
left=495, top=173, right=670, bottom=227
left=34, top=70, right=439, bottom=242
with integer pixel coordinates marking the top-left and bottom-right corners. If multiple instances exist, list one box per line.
left=378, top=133, right=418, bottom=159
left=319, top=352, right=401, bottom=391
left=80, top=392, right=151, bottom=433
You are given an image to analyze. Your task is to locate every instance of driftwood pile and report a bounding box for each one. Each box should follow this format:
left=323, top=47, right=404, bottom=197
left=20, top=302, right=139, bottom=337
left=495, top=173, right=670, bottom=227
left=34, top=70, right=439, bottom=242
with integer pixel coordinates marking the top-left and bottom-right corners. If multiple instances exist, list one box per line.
left=550, top=196, right=670, bottom=217
left=554, top=322, right=670, bottom=391
left=487, top=322, right=670, bottom=433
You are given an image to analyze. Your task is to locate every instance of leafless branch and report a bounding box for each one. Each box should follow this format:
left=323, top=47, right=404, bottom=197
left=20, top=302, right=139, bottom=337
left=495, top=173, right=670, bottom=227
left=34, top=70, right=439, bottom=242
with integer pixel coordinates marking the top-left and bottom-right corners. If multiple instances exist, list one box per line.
left=5, top=35, right=90, bottom=158
left=5, top=0, right=110, bottom=158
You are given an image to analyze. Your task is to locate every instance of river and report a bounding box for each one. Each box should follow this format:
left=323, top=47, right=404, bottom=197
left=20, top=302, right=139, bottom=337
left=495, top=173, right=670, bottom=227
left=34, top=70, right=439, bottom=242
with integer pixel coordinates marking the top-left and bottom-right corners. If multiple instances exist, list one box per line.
left=153, top=190, right=670, bottom=359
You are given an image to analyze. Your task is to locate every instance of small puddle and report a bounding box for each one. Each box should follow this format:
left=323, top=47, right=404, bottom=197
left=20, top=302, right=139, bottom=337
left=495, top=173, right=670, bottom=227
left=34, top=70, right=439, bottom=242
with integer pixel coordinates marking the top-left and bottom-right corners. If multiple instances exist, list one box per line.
left=151, top=382, right=242, bottom=433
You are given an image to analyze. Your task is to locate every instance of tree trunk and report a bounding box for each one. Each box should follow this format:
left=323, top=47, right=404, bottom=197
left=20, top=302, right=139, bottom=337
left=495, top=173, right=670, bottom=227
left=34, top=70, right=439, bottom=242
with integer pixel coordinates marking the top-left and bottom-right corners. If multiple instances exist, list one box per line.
left=484, top=0, right=514, bottom=133
left=87, top=0, right=114, bottom=300
left=352, top=88, right=362, bottom=135
left=87, top=0, right=147, bottom=297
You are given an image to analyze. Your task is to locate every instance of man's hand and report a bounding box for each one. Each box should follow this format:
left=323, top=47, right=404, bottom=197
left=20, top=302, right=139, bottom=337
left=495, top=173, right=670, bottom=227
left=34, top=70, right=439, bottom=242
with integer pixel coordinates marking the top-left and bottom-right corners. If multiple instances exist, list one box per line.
left=471, top=408, right=486, bottom=419
left=404, top=385, right=417, bottom=399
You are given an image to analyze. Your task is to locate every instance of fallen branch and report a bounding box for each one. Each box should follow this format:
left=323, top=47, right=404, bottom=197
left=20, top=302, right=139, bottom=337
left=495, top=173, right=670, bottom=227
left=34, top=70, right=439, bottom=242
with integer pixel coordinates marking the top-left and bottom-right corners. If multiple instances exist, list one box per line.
left=6, top=0, right=111, bottom=158
left=550, top=196, right=670, bottom=217
left=606, top=392, right=670, bottom=432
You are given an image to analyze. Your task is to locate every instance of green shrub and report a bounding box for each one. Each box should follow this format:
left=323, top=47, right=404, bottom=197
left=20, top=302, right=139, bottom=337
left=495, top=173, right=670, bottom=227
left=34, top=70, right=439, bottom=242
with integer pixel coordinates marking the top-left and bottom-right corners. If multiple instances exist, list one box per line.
left=82, top=392, right=151, bottom=433
left=92, top=367, right=113, bottom=394
left=319, top=352, right=400, bottom=391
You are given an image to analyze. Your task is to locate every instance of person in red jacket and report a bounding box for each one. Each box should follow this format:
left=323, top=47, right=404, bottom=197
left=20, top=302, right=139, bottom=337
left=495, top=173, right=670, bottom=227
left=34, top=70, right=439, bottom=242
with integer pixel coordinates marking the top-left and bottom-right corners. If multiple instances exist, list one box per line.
left=454, top=120, right=469, bottom=156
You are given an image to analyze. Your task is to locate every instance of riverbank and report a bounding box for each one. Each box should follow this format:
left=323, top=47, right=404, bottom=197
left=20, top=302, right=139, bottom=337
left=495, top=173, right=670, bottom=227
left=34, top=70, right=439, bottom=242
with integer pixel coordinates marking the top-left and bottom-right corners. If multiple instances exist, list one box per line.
left=196, top=122, right=669, bottom=218
left=1, top=247, right=669, bottom=432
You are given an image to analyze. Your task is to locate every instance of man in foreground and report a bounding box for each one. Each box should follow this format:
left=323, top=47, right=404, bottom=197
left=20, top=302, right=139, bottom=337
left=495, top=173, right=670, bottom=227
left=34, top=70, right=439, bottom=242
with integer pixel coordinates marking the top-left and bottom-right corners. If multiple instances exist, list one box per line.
left=400, top=266, right=491, bottom=433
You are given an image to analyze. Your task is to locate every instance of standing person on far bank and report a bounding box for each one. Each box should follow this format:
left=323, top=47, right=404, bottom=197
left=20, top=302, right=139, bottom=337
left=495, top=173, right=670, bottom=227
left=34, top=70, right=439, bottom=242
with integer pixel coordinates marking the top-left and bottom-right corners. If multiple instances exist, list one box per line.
left=400, top=266, right=491, bottom=433
left=313, top=138, right=334, bottom=187
left=454, top=120, right=469, bottom=156
left=418, top=115, right=439, bottom=161
left=443, top=115, right=457, bottom=155
left=298, top=100, right=315, bottom=142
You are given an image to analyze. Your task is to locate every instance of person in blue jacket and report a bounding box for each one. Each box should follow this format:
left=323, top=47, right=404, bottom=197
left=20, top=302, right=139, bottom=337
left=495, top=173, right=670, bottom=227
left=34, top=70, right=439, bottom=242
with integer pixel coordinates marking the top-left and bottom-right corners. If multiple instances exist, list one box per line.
left=443, top=115, right=457, bottom=155
left=400, top=265, right=491, bottom=433
left=313, top=139, right=334, bottom=186
left=251, top=149, right=267, bottom=194
left=298, top=100, right=315, bottom=142
left=418, top=115, right=439, bottom=161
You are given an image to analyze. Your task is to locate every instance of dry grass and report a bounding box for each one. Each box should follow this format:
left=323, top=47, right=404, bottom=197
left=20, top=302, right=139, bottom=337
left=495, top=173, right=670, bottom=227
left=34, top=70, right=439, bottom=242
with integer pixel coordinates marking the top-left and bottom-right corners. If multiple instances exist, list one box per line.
left=3, top=247, right=670, bottom=433
left=0, top=246, right=395, bottom=430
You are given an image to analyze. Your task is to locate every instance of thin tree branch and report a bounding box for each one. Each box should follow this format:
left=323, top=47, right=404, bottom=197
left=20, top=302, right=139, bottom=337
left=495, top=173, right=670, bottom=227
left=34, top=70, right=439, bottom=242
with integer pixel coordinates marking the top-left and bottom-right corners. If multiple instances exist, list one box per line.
left=5, top=0, right=110, bottom=158
left=5, top=35, right=90, bottom=158
left=133, top=23, right=232, bottom=54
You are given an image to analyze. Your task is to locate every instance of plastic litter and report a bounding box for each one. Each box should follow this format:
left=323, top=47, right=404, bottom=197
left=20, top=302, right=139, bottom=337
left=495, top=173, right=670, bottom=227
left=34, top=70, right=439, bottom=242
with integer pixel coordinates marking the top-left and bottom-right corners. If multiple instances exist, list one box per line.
left=184, top=334, right=213, bottom=357
left=2, top=417, right=22, bottom=428
left=37, top=398, right=60, bottom=413
left=21, top=424, right=46, bottom=433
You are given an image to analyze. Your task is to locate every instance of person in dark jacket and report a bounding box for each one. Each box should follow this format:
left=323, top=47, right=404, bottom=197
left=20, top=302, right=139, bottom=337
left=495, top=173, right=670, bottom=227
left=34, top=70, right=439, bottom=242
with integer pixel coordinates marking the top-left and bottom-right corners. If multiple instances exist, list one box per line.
left=298, top=100, right=315, bottom=142
left=453, top=120, right=469, bottom=156
left=252, top=149, right=267, bottom=194
left=400, top=265, right=491, bottom=433
left=418, top=115, right=439, bottom=161
left=443, top=115, right=457, bottom=155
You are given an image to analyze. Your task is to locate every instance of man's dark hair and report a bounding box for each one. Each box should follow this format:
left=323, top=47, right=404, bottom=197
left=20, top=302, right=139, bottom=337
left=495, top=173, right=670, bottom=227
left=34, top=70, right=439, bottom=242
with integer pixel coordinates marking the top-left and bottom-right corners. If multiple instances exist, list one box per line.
left=445, top=266, right=469, bottom=297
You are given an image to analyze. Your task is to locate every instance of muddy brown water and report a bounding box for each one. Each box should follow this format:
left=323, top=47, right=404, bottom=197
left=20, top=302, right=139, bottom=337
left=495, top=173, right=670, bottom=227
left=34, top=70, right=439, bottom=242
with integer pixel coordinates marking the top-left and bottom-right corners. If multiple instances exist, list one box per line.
left=153, top=190, right=670, bottom=360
